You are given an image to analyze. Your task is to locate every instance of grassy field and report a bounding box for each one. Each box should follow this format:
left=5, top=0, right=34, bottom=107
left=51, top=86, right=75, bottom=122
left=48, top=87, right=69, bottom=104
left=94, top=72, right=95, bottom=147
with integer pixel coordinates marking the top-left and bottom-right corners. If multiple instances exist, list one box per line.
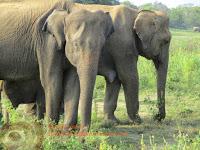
left=1, top=29, right=200, bottom=149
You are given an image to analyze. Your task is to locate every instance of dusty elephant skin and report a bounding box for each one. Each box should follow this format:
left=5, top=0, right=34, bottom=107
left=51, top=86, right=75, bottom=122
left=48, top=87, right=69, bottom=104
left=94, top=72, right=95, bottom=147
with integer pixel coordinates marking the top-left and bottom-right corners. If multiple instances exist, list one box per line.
left=0, top=0, right=114, bottom=133
left=64, top=4, right=171, bottom=126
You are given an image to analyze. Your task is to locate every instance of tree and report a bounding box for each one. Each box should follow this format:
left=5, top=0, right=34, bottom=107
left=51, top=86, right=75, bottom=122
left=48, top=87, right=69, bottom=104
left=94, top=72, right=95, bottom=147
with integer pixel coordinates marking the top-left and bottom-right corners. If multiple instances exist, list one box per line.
left=121, top=0, right=137, bottom=9
left=139, top=2, right=169, bottom=13
left=169, top=6, right=200, bottom=28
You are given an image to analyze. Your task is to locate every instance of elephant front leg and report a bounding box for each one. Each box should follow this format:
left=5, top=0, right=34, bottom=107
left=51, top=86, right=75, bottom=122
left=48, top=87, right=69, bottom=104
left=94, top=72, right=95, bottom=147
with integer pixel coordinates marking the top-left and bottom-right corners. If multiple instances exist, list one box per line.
left=43, top=72, right=63, bottom=123
left=63, top=68, right=80, bottom=131
left=37, top=35, right=63, bottom=123
left=116, top=57, right=141, bottom=124
left=103, top=78, right=121, bottom=124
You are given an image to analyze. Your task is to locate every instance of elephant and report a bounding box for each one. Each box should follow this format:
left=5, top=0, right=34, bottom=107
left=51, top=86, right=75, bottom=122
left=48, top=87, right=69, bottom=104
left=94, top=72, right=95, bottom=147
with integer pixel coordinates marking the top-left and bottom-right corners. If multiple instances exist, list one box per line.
left=61, top=4, right=171, bottom=129
left=193, top=27, right=200, bottom=32
left=0, top=0, right=114, bottom=133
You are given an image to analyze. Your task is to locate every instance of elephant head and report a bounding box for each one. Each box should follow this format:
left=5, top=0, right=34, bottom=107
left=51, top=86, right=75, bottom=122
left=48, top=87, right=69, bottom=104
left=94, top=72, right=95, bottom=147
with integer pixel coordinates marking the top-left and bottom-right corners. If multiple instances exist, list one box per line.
left=42, top=9, right=115, bottom=83
left=134, top=10, right=171, bottom=121
left=42, top=9, right=114, bottom=132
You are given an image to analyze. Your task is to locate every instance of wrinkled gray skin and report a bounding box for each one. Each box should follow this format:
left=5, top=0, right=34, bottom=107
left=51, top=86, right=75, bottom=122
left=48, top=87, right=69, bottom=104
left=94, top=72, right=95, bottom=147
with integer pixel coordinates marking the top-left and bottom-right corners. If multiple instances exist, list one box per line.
left=0, top=0, right=114, bottom=132
left=63, top=4, right=171, bottom=128
left=193, top=27, right=200, bottom=32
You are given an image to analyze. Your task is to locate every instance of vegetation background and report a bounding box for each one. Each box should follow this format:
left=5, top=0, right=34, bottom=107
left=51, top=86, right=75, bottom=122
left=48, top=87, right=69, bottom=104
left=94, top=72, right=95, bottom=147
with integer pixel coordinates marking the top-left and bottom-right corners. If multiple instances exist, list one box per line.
left=0, top=0, right=200, bottom=149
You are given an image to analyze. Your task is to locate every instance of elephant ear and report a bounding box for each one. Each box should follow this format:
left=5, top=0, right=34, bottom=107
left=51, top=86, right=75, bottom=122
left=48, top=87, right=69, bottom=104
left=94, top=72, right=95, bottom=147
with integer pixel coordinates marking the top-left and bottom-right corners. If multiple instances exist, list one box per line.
left=41, top=10, right=66, bottom=50
left=134, top=12, right=158, bottom=50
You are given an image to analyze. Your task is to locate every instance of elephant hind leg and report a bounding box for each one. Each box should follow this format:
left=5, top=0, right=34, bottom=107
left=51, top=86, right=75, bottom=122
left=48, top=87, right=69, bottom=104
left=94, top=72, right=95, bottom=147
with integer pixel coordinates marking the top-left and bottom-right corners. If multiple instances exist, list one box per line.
left=36, top=87, right=45, bottom=120
left=103, top=78, right=121, bottom=125
left=115, top=57, right=142, bottom=124
left=1, top=91, right=10, bottom=125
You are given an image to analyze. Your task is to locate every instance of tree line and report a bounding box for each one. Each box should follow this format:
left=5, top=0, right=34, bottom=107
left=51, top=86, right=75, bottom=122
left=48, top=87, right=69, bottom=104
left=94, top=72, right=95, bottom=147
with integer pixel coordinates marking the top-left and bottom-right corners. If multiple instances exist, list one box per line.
left=137, top=2, right=200, bottom=29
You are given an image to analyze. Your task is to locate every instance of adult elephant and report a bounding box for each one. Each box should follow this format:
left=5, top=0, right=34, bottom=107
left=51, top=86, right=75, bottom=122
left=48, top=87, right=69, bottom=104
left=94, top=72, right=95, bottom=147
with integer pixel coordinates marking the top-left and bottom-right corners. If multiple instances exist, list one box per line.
left=0, top=0, right=114, bottom=133
left=63, top=4, right=171, bottom=128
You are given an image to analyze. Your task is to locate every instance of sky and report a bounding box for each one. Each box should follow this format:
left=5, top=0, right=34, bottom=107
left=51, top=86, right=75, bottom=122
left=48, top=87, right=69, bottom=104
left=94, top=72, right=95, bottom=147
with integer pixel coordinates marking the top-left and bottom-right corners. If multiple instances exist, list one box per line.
left=120, top=0, right=200, bottom=8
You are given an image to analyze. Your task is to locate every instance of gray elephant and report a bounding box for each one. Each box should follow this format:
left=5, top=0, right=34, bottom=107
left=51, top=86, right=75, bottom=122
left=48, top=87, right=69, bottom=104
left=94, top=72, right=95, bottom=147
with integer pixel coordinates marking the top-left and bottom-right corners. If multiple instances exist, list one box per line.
left=62, top=4, right=171, bottom=128
left=193, top=27, right=200, bottom=32
left=0, top=0, right=114, bottom=133
left=0, top=9, right=116, bottom=127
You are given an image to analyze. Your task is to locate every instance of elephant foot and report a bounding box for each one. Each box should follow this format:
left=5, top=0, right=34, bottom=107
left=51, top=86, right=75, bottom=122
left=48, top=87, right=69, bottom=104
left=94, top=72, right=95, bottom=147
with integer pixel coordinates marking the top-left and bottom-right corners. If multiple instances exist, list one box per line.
left=129, top=114, right=142, bottom=125
left=101, top=116, right=120, bottom=128
left=153, top=112, right=165, bottom=122
left=63, top=124, right=79, bottom=133
left=78, top=126, right=89, bottom=141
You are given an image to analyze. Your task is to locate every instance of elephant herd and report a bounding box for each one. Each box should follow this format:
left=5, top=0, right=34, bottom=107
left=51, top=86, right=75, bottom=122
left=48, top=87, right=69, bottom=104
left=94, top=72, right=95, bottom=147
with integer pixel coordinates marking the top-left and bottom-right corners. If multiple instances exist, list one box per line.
left=0, top=0, right=171, bottom=133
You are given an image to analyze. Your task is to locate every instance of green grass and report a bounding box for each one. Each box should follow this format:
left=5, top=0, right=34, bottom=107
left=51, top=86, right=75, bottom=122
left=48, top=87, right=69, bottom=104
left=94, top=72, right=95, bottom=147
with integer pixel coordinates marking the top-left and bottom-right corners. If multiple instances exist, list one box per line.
left=1, top=28, right=200, bottom=149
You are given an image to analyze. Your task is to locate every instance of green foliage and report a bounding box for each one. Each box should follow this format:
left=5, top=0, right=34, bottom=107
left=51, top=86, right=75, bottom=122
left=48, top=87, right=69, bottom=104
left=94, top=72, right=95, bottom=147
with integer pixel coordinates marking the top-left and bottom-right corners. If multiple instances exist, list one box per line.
left=169, top=7, right=200, bottom=29
left=121, top=0, right=137, bottom=9
left=139, top=2, right=169, bottom=12
left=1, top=99, right=21, bottom=123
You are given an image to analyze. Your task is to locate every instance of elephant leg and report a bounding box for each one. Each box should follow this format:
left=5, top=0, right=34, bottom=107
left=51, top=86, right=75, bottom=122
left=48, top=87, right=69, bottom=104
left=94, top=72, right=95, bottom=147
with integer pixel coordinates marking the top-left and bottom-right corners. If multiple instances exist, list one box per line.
left=37, top=35, right=63, bottom=123
left=36, top=87, right=45, bottom=120
left=2, top=107, right=9, bottom=124
left=116, top=57, right=141, bottom=124
left=42, top=65, right=63, bottom=123
left=103, top=78, right=121, bottom=124
left=63, top=68, right=80, bottom=131
left=0, top=93, right=2, bottom=125
left=1, top=92, right=9, bottom=124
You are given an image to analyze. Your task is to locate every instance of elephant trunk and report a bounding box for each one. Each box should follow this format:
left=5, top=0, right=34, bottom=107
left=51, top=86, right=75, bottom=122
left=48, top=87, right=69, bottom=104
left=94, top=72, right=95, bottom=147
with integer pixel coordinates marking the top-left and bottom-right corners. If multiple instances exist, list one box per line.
left=153, top=44, right=169, bottom=121
left=77, top=51, right=100, bottom=132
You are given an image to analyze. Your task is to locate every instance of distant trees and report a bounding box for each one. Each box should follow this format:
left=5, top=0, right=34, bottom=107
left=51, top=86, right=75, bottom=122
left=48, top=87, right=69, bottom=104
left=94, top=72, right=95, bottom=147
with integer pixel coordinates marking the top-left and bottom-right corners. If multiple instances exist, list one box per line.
left=121, top=0, right=137, bottom=9
left=169, top=6, right=200, bottom=29
left=139, top=2, right=200, bottom=29
left=139, top=2, right=169, bottom=13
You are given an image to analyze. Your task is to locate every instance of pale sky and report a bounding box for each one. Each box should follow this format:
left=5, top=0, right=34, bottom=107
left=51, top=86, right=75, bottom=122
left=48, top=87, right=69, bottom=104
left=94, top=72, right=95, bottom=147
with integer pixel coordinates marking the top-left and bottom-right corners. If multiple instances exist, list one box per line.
left=120, top=0, right=200, bottom=8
